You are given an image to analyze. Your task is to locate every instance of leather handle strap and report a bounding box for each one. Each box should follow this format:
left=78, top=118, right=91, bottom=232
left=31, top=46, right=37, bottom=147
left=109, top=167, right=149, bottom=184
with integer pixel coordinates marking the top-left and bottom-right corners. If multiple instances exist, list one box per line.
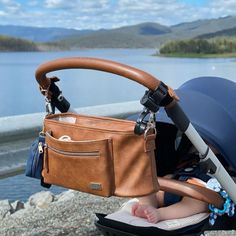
left=158, top=177, right=224, bottom=209
left=35, top=57, right=160, bottom=91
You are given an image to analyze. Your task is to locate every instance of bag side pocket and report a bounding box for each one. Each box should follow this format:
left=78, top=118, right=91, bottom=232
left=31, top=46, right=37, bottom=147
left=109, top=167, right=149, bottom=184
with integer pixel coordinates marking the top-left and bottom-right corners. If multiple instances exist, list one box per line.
left=25, top=134, right=45, bottom=179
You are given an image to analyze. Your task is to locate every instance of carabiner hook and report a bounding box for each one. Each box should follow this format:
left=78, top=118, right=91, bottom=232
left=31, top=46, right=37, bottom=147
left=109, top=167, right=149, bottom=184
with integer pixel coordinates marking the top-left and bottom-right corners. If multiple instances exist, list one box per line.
left=134, top=108, right=157, bottom=135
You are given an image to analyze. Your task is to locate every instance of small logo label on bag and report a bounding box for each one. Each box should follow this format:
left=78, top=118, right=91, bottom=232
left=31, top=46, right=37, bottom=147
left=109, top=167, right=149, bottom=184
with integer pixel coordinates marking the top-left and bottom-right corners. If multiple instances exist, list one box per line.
left=90, top=182, right=102, bottom=191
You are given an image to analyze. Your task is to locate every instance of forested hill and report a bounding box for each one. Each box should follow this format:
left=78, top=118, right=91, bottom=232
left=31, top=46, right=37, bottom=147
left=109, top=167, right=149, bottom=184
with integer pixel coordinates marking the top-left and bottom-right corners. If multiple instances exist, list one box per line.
left=159, top=38, right=236, bottom=56
left=59, top=16, right=236, bottom=48
left=0, top=35, right=38, bottom=51
left=1, top=15, right=236, bottom=50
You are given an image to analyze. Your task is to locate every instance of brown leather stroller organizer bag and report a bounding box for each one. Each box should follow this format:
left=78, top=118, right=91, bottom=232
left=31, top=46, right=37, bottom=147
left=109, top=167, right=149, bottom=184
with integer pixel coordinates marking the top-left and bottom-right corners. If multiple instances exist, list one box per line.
left=34, top=57, right=165, bottom=198
left=43, top=112, right=158, bottom=197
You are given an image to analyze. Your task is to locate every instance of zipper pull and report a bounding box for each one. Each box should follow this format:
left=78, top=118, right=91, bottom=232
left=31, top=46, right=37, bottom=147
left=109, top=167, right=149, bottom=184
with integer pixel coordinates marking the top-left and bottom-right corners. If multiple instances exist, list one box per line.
left=38, top=142, right=44, bottom=154
left=44, top=144, right=49, bottom=173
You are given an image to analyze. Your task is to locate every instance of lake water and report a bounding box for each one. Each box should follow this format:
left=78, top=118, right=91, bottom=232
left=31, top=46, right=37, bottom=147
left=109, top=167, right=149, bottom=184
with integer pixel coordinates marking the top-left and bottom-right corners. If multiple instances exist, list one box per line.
left=1, top=48, right=236, bottom=117
left=1, top=49, right=236, bottom=201
left=0, top=174, right=66, bottom=202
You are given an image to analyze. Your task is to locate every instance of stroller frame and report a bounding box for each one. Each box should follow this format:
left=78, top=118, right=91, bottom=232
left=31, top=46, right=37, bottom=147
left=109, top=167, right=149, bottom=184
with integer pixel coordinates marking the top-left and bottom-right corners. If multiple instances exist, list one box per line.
left=35, top=57, right=236, bottom=234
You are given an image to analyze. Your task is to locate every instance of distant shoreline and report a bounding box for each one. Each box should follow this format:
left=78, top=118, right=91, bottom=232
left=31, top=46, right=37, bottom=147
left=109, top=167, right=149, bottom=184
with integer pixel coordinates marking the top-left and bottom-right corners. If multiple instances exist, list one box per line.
left=0, top=47, right=156, bottom=52
left=156, top=52, right=236, bottom=58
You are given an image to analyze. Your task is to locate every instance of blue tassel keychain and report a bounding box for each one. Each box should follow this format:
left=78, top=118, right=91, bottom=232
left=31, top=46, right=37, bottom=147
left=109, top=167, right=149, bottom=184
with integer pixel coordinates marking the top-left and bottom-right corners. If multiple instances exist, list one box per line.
left=207, top=178, right=235, bottom=226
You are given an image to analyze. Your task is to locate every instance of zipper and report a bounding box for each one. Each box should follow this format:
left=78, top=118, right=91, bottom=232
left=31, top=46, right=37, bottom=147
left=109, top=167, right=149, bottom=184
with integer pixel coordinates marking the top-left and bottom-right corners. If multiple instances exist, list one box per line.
left=32, top=142, right=43, bottom=176
left=32, top=145, right=38, bottom=176
left=45, top=144, right=99, bottom=157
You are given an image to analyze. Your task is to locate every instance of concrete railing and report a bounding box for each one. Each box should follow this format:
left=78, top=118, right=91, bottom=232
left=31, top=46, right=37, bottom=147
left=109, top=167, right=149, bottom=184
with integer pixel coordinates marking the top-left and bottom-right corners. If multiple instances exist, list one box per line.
left=0, top=101, right=142, bottom=178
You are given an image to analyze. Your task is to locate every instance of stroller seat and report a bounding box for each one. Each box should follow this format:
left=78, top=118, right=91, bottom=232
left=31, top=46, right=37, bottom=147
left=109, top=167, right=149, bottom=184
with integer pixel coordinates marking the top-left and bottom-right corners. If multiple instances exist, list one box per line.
left=95, top=176, right=227, bottom=236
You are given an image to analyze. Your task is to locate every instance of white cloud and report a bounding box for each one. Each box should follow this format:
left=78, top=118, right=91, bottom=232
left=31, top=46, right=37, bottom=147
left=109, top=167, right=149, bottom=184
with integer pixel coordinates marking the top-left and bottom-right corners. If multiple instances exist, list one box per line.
left=0, top=10, right=7, bottom=16
left=0, top=0, right=12, bottom=3
left=0, top=0, right=20, bottom=15
left=44, top=0, right=109, bottom=10
left=0, top=0, right=20, bottom=7
left=0, top=0, right=236, bottom=29
left=208, top=0, right=236, bottom=17
left=44, top=0, right=74, bottom=9
left=27, top=1, right=40, bottom=7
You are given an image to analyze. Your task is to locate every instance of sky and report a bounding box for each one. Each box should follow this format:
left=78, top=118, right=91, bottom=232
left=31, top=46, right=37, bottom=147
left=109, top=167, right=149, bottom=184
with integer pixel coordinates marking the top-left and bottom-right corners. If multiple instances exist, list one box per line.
left=0, top=0, right=236, bottom=29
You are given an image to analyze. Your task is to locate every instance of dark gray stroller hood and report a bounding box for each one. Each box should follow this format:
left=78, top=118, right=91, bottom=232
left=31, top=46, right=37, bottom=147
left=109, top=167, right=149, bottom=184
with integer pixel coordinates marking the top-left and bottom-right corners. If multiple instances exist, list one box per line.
left=157, top=76, right=236, bottom=171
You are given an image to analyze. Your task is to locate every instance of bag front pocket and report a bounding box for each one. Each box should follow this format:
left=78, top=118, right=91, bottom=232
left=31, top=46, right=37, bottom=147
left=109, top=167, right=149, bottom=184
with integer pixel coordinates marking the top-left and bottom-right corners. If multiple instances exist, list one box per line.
left=43, top=132, right=114, bottom=197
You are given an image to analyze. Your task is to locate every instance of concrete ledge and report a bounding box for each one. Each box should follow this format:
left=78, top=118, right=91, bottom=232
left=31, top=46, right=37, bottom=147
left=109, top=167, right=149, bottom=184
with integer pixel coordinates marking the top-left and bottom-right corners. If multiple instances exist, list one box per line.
left=0, top=101, right=142, bottom=178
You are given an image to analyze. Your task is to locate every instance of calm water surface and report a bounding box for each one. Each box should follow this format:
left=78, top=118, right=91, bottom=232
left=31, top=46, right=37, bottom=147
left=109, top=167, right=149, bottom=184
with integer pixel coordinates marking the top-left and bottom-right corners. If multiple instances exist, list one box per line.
left=0, top=174, right=66, bottom=202
left=1, top=49, right=236, bottom=201
left=1, top=49, right=236, bottom=117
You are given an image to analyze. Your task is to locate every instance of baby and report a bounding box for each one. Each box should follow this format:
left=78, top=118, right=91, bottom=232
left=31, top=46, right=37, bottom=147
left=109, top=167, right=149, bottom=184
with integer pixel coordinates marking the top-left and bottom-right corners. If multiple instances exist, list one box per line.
left=131, top=175, right=209, bottom=223
left=131, top=144, right=223, bottom=223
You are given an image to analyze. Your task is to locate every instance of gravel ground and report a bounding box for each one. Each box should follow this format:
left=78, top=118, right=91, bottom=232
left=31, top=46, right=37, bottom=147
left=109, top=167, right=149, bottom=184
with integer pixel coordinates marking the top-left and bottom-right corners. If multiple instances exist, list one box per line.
left=0, top=191, right=126, bottom=236
left=0, top=190, right=235, bottom=236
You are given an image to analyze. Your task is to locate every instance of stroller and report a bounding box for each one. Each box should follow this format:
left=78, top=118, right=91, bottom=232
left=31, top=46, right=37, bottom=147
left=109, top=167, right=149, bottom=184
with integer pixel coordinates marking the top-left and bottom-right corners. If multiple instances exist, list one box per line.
left=95, top=76, right=236, bottom=235
left=34, top=57, right=236, bottom=236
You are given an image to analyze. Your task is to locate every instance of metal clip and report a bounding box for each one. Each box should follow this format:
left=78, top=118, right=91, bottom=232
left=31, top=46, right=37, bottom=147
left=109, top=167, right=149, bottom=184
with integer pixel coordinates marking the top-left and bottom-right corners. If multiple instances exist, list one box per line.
left=148, top=111, right=156, bottom=125
left=144, top=112, right=157, bottom=138
left=45, top=97, right=53, bottom=115
left=134, top=109, right=156, bottom=135
left=134, top=108, right=149, bottom=135
left=38, top=142, right=44, bottom=154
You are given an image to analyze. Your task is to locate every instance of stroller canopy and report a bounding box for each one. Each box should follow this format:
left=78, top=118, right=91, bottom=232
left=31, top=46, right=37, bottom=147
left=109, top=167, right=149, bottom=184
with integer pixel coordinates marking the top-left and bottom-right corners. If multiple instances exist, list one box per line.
left=157, top=76, right=236, bottom=171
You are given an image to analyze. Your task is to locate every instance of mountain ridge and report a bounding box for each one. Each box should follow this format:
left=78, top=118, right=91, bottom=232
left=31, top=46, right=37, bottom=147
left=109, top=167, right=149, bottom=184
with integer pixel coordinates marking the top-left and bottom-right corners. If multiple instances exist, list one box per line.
left=0, top=15, right=236, bottom=49
left=0, top=25, right=94, bottom=42
left=59, top=15, right=236, bottom=48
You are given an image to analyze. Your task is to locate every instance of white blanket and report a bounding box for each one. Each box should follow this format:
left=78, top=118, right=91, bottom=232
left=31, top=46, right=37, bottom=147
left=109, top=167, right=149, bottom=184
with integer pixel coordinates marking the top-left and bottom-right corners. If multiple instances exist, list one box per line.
left=105, top=199, right=209, bottom=231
